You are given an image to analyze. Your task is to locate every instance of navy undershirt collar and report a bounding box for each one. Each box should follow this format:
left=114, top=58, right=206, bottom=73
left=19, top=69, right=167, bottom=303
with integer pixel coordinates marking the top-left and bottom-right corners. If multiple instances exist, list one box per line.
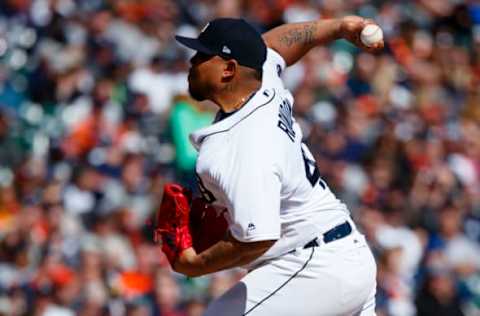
left=213, top=91, right=257, bottom=123
left=214, top=109, right=236, bottom=122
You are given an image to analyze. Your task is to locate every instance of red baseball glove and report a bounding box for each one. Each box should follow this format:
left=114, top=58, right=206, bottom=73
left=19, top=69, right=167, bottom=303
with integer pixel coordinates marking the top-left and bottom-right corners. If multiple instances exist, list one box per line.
left=154, top=183, right=193, bottom=266
left=190, top=198, right=229, bottom=253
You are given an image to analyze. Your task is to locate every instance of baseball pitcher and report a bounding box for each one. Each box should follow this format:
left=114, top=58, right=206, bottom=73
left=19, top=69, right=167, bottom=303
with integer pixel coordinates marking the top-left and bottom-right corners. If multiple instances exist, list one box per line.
left=155, top=16, right=383, bottom=315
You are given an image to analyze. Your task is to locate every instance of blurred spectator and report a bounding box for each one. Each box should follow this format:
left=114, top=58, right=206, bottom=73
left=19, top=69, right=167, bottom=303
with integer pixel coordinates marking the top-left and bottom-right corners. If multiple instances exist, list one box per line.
left=169, top=97, right=214, bottom=184
left=415, top=270, right=465, bottom=316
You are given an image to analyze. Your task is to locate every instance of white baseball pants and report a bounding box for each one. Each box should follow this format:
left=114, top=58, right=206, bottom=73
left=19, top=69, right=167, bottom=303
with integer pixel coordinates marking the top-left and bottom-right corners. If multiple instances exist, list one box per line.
left=204, top=229, right=377, bottom=316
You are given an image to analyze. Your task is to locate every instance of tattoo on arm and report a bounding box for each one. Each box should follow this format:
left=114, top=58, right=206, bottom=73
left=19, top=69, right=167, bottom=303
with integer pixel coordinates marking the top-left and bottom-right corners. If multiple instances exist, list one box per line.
left=263, top=19, right=339, bottom=66
left=279, top=23, right=317, bottom=48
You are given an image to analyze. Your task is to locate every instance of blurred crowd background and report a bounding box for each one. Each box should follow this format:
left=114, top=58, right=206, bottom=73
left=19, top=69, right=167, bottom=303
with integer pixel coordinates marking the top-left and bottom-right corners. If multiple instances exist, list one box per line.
left=0, top=0, right=479, bottom=315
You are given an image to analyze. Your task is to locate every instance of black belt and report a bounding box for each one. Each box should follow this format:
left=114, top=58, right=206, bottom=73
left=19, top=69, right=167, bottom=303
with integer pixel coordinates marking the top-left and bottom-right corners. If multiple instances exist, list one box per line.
left=303, top=221, right=352, bottom=249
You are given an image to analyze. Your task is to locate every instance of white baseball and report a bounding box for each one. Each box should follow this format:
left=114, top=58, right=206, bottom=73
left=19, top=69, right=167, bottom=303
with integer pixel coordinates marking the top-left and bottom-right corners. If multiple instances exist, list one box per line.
left=360, top=24, right=383, bottom=47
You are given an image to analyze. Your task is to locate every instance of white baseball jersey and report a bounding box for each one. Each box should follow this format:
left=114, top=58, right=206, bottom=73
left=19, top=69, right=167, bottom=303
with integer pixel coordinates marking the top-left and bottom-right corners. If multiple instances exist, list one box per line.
left=190, top=48, right=350, bottom=267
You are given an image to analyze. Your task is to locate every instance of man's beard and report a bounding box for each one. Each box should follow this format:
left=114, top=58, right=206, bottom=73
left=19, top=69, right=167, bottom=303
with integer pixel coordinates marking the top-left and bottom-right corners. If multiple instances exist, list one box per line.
left=188, top=83, right=207, bottom=101
left=188, top=82, right=207, bottom=101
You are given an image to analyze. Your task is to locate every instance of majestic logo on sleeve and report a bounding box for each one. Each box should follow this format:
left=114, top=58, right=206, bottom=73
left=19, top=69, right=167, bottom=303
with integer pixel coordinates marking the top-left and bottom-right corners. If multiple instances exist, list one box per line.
left=277, top=98, right=296, bottom=142
left=247, top=223, right=256, bottom=235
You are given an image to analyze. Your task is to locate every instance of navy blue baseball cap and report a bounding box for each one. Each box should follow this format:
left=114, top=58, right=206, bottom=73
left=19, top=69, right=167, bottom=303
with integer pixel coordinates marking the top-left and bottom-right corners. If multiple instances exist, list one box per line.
left=175, top=18, right=267, bottom=71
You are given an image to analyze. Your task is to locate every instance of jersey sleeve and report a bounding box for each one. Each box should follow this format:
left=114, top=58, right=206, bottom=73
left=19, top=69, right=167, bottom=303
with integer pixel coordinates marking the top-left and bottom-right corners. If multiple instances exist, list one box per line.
left=261, top=48, right=287, bottom=89
left=218, top=136, right=282, bottom=242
